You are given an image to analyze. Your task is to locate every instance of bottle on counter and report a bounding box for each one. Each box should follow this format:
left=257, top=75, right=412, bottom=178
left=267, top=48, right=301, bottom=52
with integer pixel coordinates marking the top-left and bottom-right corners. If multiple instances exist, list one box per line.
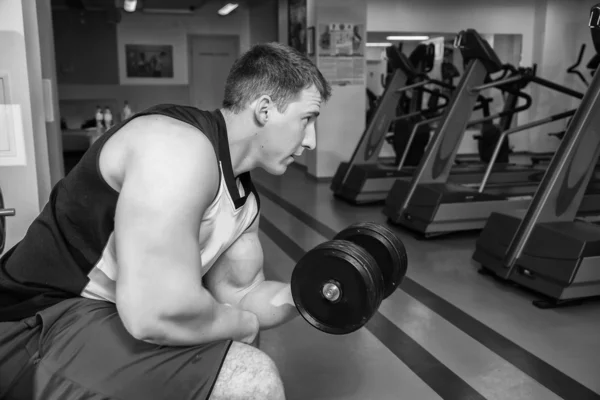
left=95, top=105, right=103, bottom=130
left=121, top=100, right=133, bottom=122
left=103, top=106, right=113, bottom=129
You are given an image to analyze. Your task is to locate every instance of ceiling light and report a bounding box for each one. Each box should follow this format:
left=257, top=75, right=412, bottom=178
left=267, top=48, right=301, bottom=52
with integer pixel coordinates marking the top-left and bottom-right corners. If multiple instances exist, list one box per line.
left=123, top=0, right=137, bottom=12
left=386, top=35, right=430, bottom=41
left=367, top=42, right=393, bottom=47
left=218, top=3, right=238, bottom=16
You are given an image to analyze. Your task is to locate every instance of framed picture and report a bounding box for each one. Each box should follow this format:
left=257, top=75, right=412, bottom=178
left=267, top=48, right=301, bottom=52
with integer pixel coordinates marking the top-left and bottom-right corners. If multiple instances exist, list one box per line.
left=125, top=44, right=174, bottom=78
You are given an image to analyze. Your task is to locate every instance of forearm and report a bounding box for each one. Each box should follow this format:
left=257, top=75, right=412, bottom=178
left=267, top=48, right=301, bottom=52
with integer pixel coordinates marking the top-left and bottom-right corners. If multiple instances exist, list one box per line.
left=237, top=281, right=299, bottom=330
left=121, top=290, right=256, bottom=347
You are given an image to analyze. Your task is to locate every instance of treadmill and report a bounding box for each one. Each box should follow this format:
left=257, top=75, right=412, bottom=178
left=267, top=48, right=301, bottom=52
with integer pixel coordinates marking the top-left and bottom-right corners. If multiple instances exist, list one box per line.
left=331, top=40, right=540, bottom=205
left=330, top=45, right=452, bottom=204
left=383, top=29, right=596, bottom=237
left=473, top=6, right=600, bottom=308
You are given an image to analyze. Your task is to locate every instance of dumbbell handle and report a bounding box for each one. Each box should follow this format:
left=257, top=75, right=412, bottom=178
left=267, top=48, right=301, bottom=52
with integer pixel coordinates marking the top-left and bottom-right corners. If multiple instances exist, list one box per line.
left=322, top=281, right=342, bottom=302
left=270, top=281, right=343, bottom=308
left=0, top=208, right=15, bottom=217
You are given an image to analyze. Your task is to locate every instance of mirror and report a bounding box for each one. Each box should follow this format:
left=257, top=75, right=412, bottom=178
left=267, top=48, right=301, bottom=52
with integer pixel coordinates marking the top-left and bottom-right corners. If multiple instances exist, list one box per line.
left=365, top=31, right=524, bottom=156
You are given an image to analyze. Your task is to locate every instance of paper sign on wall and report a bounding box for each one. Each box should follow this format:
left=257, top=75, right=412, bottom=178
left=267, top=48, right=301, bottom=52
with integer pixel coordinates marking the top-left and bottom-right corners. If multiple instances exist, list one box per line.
left=0, top=104, right=27, bottom=166
left=317, top=23, right=366, bottom=86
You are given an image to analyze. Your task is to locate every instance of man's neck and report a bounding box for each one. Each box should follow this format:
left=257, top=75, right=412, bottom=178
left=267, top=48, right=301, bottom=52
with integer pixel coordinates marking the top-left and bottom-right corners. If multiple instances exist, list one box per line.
left=220, top=108, right=259, bottom=177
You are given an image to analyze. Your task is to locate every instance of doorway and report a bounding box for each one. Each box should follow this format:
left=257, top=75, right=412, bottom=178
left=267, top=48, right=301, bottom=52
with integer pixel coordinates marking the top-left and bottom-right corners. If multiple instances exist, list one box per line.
left=189, top=35, right=240, bottom=110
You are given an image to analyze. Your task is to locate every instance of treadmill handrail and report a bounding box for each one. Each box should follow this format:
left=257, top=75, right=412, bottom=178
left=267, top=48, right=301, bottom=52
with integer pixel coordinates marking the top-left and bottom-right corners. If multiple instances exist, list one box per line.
left=426, top=78, right=456, bottom=91
left=393, top=94, right=450, bottom=122
left=470, top=74, right=528, bottom=93
left=392, top=91, right=490, bottom=124
left=529, top=76, right=584, bottom=99
left=396, top=116, right=444, bottom=171
left=477, top=108, right=578, bottom=193
left=394, top=80, right=431, bottom=94
left=393, top=108, right=441, bottom=123
left=467, top=91, right=533, bottom=127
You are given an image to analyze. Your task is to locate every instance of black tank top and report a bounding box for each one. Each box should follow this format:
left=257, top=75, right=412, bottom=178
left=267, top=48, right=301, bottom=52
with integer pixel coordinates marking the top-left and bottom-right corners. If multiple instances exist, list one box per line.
left=0, top=104, right=259, bottom=322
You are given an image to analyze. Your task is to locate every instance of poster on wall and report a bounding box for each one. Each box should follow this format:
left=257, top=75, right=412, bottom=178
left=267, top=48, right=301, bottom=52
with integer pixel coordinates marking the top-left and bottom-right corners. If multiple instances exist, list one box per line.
left=0, top=104, right=27, bottom=167
left=317, top=23, right=365, bottom=85
left=125, top=44, right=174, bottom=78
left=288, top=0, right=307, bottom=54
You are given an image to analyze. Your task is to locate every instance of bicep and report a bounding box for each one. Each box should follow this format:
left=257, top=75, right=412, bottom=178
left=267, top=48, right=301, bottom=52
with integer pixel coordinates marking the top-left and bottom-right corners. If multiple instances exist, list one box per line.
left=114, top=124, right=219, bottom=314
left=204, top=215, right=264, bottom=304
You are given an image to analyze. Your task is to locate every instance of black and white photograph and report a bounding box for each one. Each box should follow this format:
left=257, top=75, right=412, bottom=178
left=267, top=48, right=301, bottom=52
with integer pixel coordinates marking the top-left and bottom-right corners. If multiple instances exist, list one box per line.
left=2, top=1, right=600, bottom=399
left=125, top=44, right=174, bottom=78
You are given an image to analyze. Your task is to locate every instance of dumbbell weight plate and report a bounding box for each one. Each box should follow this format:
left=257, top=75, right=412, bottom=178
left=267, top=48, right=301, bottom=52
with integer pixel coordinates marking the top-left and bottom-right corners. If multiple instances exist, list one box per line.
left=334, top=222, right=408, bottom=299
left=291, top=239, right=383, bottom=335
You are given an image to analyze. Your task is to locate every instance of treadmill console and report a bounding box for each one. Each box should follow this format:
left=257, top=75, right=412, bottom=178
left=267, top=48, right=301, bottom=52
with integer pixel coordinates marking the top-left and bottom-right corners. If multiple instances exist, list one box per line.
left=590, top=5, right=600, bottom=54
left=386, top=45, right=419, bottom=79
left=454, top=29, right=503, bottom=74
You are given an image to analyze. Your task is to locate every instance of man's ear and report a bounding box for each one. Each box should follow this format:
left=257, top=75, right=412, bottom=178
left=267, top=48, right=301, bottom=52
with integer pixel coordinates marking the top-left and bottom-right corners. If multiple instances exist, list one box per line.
left=253, top=95, right=273, bottom=127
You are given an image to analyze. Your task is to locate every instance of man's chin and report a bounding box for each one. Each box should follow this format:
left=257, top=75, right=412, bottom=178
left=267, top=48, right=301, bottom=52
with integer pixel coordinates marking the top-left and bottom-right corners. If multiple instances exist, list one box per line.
left=261, top=163, right=288, bottom=176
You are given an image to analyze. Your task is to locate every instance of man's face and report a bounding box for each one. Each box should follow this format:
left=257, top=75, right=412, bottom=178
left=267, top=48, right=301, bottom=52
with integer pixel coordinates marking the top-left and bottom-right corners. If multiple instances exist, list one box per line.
left=258, top=85, right=322, bottom=175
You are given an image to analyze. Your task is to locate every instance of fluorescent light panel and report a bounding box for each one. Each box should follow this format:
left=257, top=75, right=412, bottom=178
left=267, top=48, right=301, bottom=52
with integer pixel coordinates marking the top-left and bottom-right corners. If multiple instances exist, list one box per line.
left=218, top=3, right=238, bottom=15
left=367, top=42, right=393, bottom=47
left=386, top=35, right=430, bottom=41
left=124, top=0, right=137, bottom=12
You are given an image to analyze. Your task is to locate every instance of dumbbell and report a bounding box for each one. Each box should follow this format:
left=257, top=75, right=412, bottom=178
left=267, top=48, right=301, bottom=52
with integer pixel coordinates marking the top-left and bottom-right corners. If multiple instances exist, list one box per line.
left=290, top=222, right=407, bottom=335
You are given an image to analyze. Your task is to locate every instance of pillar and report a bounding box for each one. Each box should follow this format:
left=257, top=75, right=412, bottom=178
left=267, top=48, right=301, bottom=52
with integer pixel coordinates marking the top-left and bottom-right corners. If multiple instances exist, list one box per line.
left=311, top=0, right=367, bottom=179
left=0, top=0, right=51, bottom=253
left=36, top=0, right=65, bottom=185
left=22, top=0, right=52, bottom=207
left=283, top=0, right=368, bottom=179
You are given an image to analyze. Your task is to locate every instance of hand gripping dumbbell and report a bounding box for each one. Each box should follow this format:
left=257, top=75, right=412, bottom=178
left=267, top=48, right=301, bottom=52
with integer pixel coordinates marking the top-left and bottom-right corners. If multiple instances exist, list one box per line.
left=290, top=222, right=408, bottom=334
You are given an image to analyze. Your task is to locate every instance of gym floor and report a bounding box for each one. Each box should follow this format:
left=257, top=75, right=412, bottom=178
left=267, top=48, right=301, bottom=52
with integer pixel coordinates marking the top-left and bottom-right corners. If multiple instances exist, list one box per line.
left=253, top=164, right=600, bottom=400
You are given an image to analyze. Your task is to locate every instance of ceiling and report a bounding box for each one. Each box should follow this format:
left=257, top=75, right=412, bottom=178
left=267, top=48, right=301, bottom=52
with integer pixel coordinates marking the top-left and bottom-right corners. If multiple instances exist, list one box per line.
left=49, top=0, right=260, bottom=12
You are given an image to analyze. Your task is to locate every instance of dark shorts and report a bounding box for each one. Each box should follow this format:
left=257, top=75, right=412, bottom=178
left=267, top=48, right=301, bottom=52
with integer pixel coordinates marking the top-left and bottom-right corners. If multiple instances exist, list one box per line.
left=0, top=297, right=232, bottom=400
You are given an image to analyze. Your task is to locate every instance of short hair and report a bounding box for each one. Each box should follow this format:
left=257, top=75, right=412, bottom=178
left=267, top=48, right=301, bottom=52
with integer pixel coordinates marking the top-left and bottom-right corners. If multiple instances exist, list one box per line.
left=222, top=42, right=331, bottom=113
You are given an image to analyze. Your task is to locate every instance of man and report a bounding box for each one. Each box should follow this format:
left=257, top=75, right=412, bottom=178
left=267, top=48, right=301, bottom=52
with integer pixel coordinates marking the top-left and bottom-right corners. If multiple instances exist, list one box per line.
left=0, top=42, right=331, bottom=400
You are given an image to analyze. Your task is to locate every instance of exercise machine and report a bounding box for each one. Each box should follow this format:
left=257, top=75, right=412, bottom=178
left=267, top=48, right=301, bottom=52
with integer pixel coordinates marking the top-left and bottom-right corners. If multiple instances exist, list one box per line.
left=330, top=44, right=453, bottom=204
left=331, top=40, right=537, bottom=205
left=472, top=6, right=600, bottom=308
left=531, top=44, right=597, bottom=166
left=383, top=29, right=592, bottom=237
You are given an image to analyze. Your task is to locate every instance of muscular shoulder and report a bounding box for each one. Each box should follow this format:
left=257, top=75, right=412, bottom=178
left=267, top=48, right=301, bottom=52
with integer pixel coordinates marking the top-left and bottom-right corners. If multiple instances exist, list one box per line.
left=100, top=114, right=220, bottom=197
left=125, top=114, right=214, bottom=151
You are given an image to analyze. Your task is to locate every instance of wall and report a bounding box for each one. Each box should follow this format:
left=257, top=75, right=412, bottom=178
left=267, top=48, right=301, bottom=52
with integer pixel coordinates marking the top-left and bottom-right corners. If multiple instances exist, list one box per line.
left=527, top=0, right=598, bottom=153
left=278, top=0, right=288, bottom=44
left=0, top=0, right=47, bottom=253
left=249, top=0, right=279, bottom=45
left=53, top=9, right=120, bottom=85
left=55, top=3, right=251, bottom=120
